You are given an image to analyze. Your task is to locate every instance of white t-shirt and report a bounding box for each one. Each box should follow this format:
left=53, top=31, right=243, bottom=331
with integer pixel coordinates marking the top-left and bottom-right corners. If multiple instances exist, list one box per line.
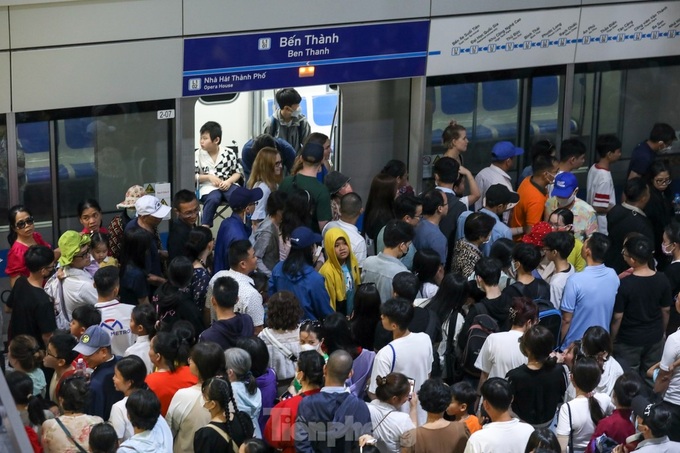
left=124, top=335, right=153, bottom=374
left=556, top=393, right=614, bottom=451
left=566, top=357, right=623, bottom=401
left=368, top=400, right=415, bottom=453
left=586, top=164, right=615, bottom=234
left=369, top=332, right=433, bottom=425
left=474, top=330, right=526, bottom=379
left=661, top=330, right=680, bottom=405
left=95, top=300, right=136, bottom=357
left=464, top=418, right=534, bottom=453
left=109, top=396, right=134, bottom=441
left=548, top=265, right=575, bottom=309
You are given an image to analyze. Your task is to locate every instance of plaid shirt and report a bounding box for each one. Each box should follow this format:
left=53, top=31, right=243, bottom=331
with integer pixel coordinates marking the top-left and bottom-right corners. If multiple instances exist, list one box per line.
left=195, top=147, right=244, bottom=198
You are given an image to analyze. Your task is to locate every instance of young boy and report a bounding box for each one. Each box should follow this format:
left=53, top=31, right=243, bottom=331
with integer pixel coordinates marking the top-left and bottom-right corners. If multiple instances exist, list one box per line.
left=447, top=381, right=482, bottom=434
left=94, top=266, right=135, bottom=356
left=264, top=88, right=311, bottom=152
left=587, top=134, right=622, bottom=234
left=542, top=231, right=576, bottom=309
left=194, top=120, right=244, bottom=227
left=43, top=333, right=78, bottom=403
left=70, top=304, right=102, bottom=340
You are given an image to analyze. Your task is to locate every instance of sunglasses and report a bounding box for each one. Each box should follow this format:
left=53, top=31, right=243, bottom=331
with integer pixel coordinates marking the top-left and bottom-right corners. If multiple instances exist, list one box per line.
left=14, top=216, right=35, bottom=229
left=73, top=248, right=91, bottom=260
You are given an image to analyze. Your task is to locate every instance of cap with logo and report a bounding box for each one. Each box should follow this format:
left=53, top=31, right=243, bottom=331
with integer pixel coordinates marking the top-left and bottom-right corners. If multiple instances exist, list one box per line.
left=551, top=172, right=578, bottom=198
left=73, top=325, right=111, bottom=356
left=290, top=226, right=322, bottom=249
left=228, top=186, right=264, bottom=211
left=492, top=141, right=524, bottom=161
left=116, top=185, right=145, bottom=209
left=135, top=195, right=171, bottom=218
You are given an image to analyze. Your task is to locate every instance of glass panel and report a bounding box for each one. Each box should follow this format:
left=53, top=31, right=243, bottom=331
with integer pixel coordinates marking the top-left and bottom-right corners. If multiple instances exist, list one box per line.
left=16, top=119, right=52, bottom=222
left=55, top=104, right=173, bottom=231
left=528, top=75, right=563, bottom=149
left=0, top=115, right=9, bottom=216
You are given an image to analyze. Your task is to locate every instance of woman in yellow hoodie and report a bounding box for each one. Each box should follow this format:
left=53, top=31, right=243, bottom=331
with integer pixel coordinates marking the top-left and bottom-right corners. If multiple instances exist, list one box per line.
left=319, top=228, right=361, bottom=316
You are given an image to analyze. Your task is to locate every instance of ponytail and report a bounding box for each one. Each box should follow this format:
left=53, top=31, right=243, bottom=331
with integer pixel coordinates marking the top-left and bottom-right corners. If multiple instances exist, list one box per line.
left=587, top=395, right=605, bottom=425
left=244, top=371, right=257, bottom=395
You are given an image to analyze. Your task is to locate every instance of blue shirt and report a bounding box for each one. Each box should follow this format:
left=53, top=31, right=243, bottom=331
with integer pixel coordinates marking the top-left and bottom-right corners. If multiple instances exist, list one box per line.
left=269, top=262, right=333, bottom=321
left=413, top=219, right=447, bottom=264
left=560, top=263, right=620, bottom=349
left=627, top=141, right=655, bottom=178
left=456, top=207, right=512, bottom=256
left=214, top=212, right=250, bottom=274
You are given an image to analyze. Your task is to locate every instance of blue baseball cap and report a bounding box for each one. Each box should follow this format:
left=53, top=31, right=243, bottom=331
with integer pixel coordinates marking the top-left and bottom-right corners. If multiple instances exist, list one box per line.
left=290, top=226, right=322, bottom=249
left=73, top=325, right=111, bottom=356
left=492, top=141, right=524, bottom=161
left=228, top=186, right=263, bottom=211
left=551, top=172, right=579, bottom=198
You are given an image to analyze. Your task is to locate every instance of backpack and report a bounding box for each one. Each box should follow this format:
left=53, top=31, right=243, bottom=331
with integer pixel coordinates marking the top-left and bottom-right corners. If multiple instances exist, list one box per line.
left=267, top=116, right=306, bottom=150
left=507, top=281, right=562, bottom=347
left=460, top=304, right=499, bottom=377
left=44, top=272, right=70, bottom=330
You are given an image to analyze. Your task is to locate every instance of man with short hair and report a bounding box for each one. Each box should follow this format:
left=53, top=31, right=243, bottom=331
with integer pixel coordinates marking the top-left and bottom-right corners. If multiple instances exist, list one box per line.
left=456, top=184, right=517, bottom=255
left=6, top=245, right=57, bottom=349
left=93, top=267, right=135, bottom=357
left=587, top=134, right=622, bottom=234
left=167, top=189, right=199, bottom=261
left=628, top=122, right=677, bottom=180
left=542, top=231, right=575, bottom=309
left=413, top=189, right=449, bottom=265
left=605, top=178, right=653, bottom=273
left=556, top=138, right=587, bottom=174
left=324, top=170, right=354, bottom=222
left=545, top=172, right=598, bottom=242
left=125, top=194, right=171, bottom=287
left=368, top=297, right=433, bottom=425
left=295, top=350, right=372, bottom=452
left=209, top=240, right=264, bottom=333
left=474, top=141, right=524, bottom=222
left=200, top=276, right=254, bottom=349
left=241, top=133, right=296, bottom=182
left=213, top=186, right=263, bottom=273
left=322, top=192, right=367, bottom=268
left=362, top=220, right=415, bottom=303
left=560, top=233, right=620, bottom=350
left=376, top=194, right=422, bottom=270
left=73, top=325, right=123, bottom=419
left=627, top=396, right=680, bottom=450
left=264, top=88, right=311, bottom=152
left=432, top=157, right=470, bottom=268
left=278, top=142, right=332, bottom=233
left=511, top=154, right=558, bottom=237
left=464, top=378, right=534, bottom=453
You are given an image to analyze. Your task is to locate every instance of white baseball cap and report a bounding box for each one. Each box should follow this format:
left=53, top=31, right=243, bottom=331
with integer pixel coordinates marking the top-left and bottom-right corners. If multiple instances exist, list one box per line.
left=135, top=195, right=171, bottom=218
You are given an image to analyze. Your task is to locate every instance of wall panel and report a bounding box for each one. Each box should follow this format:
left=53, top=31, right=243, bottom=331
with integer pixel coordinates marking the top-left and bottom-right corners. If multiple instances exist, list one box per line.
left=0, top=52, right=10, bottom=112
left=431, top=0, right=578, bottom=16
left=11, top=39, right=182, bottom=112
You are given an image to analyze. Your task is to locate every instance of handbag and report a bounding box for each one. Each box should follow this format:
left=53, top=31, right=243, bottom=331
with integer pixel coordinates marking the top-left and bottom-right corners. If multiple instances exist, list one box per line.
left=54, top=417, right=88, bottom=453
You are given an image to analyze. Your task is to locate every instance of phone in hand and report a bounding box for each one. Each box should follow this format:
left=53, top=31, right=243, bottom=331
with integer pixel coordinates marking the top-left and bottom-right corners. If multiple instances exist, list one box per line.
left=407, top=378, right=415, bottom=400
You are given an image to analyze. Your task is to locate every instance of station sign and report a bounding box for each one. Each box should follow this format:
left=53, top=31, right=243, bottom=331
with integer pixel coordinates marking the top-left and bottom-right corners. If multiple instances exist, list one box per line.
left=183, top=20, right=430, bottom=95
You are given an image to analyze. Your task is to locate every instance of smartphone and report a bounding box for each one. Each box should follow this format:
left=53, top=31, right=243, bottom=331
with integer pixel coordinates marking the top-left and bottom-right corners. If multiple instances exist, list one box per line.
left=407, top=378, right=415, bottom=400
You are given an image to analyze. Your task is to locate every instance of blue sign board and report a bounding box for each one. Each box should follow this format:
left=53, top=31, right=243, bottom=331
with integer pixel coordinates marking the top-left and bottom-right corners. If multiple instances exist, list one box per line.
left=183, top=21, right=430, bottom=95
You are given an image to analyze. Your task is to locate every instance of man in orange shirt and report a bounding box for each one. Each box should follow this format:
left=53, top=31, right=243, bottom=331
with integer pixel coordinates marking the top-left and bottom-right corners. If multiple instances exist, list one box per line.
left=511, top=154, right=558, bottom=239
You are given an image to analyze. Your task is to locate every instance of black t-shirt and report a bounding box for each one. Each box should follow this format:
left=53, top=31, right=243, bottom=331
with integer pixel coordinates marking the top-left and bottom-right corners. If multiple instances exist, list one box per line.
left=7, top=276, right=57, bottom=349
left=193, top=420, right=249, bottom=453
left=614, top=273, right=672, bottom=346
left=506, top=363, right=567, bottom=425
left=664, top=262, right=680, bottom=336
left=167, top=218, right=193, bottom=262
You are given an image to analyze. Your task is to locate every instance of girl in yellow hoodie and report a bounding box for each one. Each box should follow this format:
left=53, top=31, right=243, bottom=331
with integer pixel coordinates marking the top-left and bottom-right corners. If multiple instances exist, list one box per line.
left=319, top=228, right=361, bottom=316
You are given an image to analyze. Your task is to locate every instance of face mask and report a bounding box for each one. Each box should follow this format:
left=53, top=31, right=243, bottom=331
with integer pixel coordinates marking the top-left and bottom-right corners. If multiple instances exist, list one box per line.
left=662, top=242, right=675, bottom=256
left=300, top=344, right=319, bottom=352
left=557, top=193, right=576, bottom=208
left=509, top=262, right=519, bottom=279
left=126, top=208, right=137, bottom=218
left=290, top=108, right=301, bottom=119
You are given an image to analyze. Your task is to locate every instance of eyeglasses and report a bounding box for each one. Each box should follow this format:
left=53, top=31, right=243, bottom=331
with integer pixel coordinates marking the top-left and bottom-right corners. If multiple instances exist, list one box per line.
left=14, top=216, right=35, bottom=229
left=274, top=161, right=283, bottom=167
left=73, top=248, right=91, bottom=260
left=178, top=208, right=200, bottom=219
left=654, top=178, right=672, bottom=186
left=45, top=350, right=61, bottom=359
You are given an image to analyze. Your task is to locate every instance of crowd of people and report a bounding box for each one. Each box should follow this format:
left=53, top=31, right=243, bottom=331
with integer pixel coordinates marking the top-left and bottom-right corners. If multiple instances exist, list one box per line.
left=3, top=86, right=680, bottom=453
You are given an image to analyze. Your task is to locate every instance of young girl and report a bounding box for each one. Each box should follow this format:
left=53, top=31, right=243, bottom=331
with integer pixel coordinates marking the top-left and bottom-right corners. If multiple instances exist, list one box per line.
left=9, top=335, right=47, bottom=398
left=319, top=228, right=361, bottom=315
left=85, top=233, right=118, bottom=277
left=124, top=303, right=157, bottom=374
left=195, top=377, right=255, bottom=453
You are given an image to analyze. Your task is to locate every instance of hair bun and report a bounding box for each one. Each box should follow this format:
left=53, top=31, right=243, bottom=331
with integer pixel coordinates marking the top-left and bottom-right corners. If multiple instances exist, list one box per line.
left=449, top=120, right=458, bottom=127
left=376, top=375, right=388, bottom=386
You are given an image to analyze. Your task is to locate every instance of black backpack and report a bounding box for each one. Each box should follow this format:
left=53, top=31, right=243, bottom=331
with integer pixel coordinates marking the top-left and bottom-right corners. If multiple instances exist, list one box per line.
left=460, top=304, right=499, bottom=378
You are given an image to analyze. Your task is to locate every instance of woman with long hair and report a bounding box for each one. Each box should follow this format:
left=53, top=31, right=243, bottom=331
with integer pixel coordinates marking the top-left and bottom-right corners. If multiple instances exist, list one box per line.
left=556, top=357, right=614, bottom=453
left=441, top=120, right=468, bottom=165
left=412, top=248, right=445, bottom=299
left=166, top=341, right=227, bottom=453
left=77, top=198, right=107, bottom=234
left=265, top=351, right=325, bottom=453
left=381, top=159, right=413, bottom=196
left=119, top=227, right=153, bottom=305
left=224, top=347, right=263, bottom=438
left=183, top=226, right=214, bottom=315
left=5, top=205, right=53, bottom=287
left=278, top=188, right=313, bottom=261
left=270, top=226, right=332, bottom=321
left=322, top=313, right=375, bottom=400
left=349, top=283, right=382, bottom=351
left=645, top=160, right=674, bottom=270
left=363, top=173, right=398, bottom=245
left=194, top=377, right=255, bottom=453
left=248, top=147, right=283, bottom=226
left=506, top=325, right=568, bottom=428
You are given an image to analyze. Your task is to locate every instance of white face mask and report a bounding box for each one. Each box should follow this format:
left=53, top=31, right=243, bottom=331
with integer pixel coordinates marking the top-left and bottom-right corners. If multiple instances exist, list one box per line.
left=300, top=344, right=319, bottom=352
left=662, top=242, right=675, bottom=256
left=290, top=108, right=301, bottom=119
left=557, top=192, right=576, bottom=208
left=509, top=261, right=519, bottom=279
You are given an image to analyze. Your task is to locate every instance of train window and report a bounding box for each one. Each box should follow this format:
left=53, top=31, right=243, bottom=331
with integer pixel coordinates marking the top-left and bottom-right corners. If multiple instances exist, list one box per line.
left=16, top=120, right=52, bottom=222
